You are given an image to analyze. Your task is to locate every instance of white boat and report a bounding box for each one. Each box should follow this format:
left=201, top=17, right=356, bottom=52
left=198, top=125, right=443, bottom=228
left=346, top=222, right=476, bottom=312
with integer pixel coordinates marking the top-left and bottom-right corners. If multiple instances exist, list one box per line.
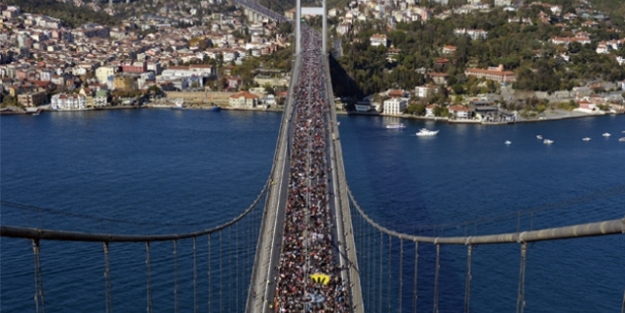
left=582, top=137, right=591, bottom=141
left=543, top=139, right=554, bottom=145
left=536, top=135, right=543, bottom=140
left=386, top=123, right=406, bottom=129
left=619, top=137, right=625, bottom=142
left=602, top=133, right=611, bottom=137
left=416, top=128, right=439, bottom=136
left=505, top=140, right=512, bottom=145
left=172, top=98, right=185, bottom=110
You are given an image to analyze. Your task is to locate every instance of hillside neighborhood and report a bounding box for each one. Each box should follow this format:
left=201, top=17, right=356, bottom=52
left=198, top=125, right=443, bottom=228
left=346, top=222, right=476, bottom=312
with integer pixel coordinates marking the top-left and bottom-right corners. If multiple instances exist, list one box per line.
left=0, top=1, right=290, bottom=111
left=1, top=0, right=625, bottom=121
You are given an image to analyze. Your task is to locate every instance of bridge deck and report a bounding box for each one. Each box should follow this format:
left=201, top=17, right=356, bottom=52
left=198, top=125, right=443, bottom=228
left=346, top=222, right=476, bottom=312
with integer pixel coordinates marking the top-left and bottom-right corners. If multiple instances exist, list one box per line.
left=245, top=24, right=363, bottom=313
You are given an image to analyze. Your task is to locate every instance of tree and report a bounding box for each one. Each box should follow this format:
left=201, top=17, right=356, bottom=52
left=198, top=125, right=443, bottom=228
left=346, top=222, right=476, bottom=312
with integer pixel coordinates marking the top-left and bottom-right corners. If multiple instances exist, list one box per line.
left=433, top=105, right=449, bottom=117
left=146, top=85, right=163, bottom=97
left=264, top=84, right=275, bottom=95
left=568, top=42, right=582, bottom=54
left=1, top=94, right=17, bottom=108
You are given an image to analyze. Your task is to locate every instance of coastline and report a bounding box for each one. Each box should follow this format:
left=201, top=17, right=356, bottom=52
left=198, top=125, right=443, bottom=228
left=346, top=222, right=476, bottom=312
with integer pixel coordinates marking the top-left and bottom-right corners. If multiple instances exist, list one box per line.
left=335, top=108, right=624, bottom=124
left=4, top=104, right=622, bottom=125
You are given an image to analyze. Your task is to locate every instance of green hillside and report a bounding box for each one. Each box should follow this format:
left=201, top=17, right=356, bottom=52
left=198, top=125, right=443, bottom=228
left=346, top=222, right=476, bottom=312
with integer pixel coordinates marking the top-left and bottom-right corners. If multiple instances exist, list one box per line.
left=6, top=0, right=120, bottom=28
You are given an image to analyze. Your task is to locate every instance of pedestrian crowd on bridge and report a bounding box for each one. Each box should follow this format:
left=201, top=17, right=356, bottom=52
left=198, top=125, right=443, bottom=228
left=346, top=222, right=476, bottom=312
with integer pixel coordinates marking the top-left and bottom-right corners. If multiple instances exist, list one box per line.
left=274, top=29, right=350, bottom=313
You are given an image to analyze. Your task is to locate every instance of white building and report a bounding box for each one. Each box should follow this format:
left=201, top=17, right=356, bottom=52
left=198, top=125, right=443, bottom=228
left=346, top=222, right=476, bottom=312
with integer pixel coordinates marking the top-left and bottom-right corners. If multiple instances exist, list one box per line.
left=39, top=70, right=53, bottom=81
left=494, top=0, right=511, bottom=6
left=51, top=93, right=86, bottom=110
left=425, top=104, right=437, bottom=117
left=337, top=23, right=352, bottom=36
left=596, top=39, right=624, bottom=54
left=370, top=34, right=388, bottom=47
left=415, top=85, right=437, bottom=98
left=229, top=91, right=259, bottom=108
left=96, top=66, right=116, bottom=87
left=551, top=36, right=591, bottom=46
left=448, top=105, right=473, bottom=119
left=454, top=28, right=488, bottom=40
left=383, top=97, right=408, bottom=115
left=93, top=90, right=108, bottom=107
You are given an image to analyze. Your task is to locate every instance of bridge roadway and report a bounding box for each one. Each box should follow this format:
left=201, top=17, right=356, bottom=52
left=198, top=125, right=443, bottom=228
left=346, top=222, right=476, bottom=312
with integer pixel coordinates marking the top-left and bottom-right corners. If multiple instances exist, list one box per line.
left=243, top=21, right=363, bottom=313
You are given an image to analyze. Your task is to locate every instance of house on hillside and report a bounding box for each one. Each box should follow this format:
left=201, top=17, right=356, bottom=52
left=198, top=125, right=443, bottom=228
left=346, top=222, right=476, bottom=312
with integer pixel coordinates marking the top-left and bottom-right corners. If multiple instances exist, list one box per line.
left=464, top=64, right=516, bottom=84
left=448, top=105, right=474, bottom=120
left=229, top=91, right=259, bottom=108
left=370, top=34, right=388, bottom=47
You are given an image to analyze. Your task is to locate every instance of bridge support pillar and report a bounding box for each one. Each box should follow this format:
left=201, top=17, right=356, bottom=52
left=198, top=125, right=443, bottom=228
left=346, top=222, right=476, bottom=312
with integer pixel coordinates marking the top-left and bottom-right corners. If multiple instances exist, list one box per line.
left=295, top=0, right=301, bottom=54
left=298, top=2, right=327, bottom=54
left=322, top=0, right=327, bottom=54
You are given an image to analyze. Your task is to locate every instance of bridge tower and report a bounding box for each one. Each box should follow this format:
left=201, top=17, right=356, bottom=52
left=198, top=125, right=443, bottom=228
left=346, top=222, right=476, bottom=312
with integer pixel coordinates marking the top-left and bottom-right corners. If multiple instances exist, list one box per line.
left=295, top=0, right=327, bottom=54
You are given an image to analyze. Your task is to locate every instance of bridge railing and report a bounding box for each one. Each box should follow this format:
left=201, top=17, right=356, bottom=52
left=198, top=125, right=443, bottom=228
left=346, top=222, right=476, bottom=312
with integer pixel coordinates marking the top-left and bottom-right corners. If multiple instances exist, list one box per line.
left=1, top=180, right=269, bottom=313
left=346, top=186, right=625, bottom=313
left=245, top=46, right=301, bottom=313
left=324, top=52, right=365, bottom=313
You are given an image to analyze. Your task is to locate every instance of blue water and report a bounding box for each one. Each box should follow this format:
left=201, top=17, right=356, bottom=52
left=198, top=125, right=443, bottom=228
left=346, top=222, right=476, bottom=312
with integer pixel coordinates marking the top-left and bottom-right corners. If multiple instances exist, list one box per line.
left=340, top=115, right=625, bottom=313
left=1, top=110, right=624, bottom=312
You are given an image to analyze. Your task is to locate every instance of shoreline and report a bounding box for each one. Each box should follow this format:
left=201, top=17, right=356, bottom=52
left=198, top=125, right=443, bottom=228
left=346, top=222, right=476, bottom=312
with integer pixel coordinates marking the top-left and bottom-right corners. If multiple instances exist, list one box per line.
left=3, top=104, right=623, bottom=125
left=335, top=109, right=625, bottom=124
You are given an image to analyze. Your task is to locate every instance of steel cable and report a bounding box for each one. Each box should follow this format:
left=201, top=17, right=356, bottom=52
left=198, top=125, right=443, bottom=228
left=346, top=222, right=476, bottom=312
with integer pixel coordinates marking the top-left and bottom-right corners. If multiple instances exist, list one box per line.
left=32, top=239, right=46, bottom=313
left=103, top=242, right=113, bottom=313
left=464, top=245, right=473, bottom=313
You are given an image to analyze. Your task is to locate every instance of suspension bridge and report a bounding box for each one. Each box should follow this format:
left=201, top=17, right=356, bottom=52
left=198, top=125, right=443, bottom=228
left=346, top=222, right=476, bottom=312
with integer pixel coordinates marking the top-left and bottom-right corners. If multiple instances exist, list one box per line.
left=2, top=2, right=625, bottom=313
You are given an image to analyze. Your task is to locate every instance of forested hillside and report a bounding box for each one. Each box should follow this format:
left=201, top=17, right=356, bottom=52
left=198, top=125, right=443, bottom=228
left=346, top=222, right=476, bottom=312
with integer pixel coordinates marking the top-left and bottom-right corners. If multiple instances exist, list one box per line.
left=6, top=0, right=120, bottom=27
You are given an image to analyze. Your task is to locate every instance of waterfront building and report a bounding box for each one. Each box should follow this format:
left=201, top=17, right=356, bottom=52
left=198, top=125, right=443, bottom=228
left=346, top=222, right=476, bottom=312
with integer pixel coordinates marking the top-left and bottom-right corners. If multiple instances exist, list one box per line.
left=94, top=90, right=108, bottom=107
left=51, top=93, right=86, bottom=110
left=577, top=100, right=596, bottom=112
left=425, top=104, right=437, bottom=117
left=354, top=101, right=377, bottom=113
left=448, top=105, right=474, bottom=120
left=383, top=97, right=408, bottom=115
left=17, top=91, right=47, bottom=107
left=228, top=91, right=259, bottom=108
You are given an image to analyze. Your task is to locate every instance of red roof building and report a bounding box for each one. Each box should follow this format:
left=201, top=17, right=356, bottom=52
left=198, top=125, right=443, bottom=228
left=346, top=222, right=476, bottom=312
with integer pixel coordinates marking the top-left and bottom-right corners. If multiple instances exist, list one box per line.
left=464, top=64, right=516, bottom=83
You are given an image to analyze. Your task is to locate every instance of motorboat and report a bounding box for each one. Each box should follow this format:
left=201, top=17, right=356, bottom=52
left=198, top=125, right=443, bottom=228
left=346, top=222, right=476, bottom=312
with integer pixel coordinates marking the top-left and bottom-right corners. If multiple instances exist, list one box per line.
left=211, top=106, right=221, bottom=112
left=602, top=133, right=611, bottom=137
left=619, top=137, right=625, bottom=142
left=536, top=135, right=543, bottom=140
left=505, top=140, right=512, bottom=145
left=416, top=128, right=439, bottom=136
left=582, top=137, right=591, bottom=141
left=172, top=99, right=185, bottom=110
left=543, top=139, right=554, bottom=145
left=386, top=123, right=406, bottom=129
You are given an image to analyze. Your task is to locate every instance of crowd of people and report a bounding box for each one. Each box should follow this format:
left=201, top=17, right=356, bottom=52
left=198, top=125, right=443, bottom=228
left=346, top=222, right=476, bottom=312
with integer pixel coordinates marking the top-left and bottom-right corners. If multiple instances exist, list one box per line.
left=273, top=29, right=350, bottom=313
